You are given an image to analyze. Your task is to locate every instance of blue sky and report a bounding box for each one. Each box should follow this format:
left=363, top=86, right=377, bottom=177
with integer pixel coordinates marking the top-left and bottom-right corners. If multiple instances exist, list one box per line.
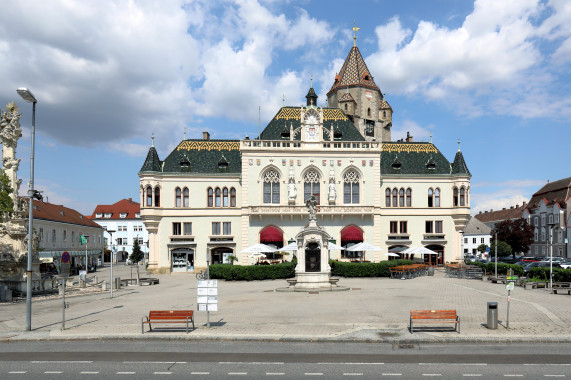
left=1, top=0, right=569, bottom=215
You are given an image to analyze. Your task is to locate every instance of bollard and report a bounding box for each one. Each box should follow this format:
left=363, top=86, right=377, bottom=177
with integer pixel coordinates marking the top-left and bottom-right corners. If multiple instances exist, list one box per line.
left=487, top=302, right=498, bottom=329
left=115, top=277, right=121, bottom=290
left=102, top=281, right=107, bottom=291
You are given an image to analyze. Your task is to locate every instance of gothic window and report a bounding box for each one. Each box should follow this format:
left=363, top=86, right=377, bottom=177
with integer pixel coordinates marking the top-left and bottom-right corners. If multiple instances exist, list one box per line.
left=548, top=214, right=554, bottom=224
left=428, top=188, right=434, bottom=207
left=383, top=110, right=386, bottom=118
left=263, top=169, right=280, bottom=204
left=392, top=188, right=398, bottom=207
left=230, top=187, right=237, bottom=207
left=453, top=187, right=459, bottom=207
left=175, top=187, right=181, bottom=207
left=399, top=188, right=405, bottom=207
left=154, top=187, right=160, bottom=207
left=343, top=170, right=360, bottom=204
left=460, top=187, right=465, bottom=206
left=406, top=188, right=412, bottom=207
left=223, top=187, right=229, bottom=207
left=303, top=169, right=321, bottom=204
left=207, top=187, right=213, bottom=207
left=344, top=104, right=348, bottom=111
left=385, top=188, right=391, bottom=207
left=541, top=227, right=546, bottom=241
left=367, top=108, right=371, bottom=117
left=183, top=187, right=189, bottom=207
left=215, top=187, right=221, bottom=207
left=146, top=186, right=152, bottom=207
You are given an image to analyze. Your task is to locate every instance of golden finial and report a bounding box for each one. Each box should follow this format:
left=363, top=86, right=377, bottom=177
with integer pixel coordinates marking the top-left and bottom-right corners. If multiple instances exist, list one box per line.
left=353, top=19, right=360, bottom=47
left=151, top=133, right=155, bottom=147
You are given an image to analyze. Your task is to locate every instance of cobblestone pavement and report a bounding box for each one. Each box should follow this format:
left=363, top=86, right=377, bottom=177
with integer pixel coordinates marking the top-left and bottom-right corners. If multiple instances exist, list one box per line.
left=1, top=265, right=570, bottom=343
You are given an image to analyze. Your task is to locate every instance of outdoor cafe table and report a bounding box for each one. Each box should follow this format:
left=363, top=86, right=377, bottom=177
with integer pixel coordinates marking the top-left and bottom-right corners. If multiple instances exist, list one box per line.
left=389, top=264, right=429, bottom=279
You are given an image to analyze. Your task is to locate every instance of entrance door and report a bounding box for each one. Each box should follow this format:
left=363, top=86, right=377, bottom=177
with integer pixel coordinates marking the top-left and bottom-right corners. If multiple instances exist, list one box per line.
left=172, top=249, right=194, bottom=272
left=305, top=242, right=321, bottom=272
left=426, top=245, right=444, bottom=266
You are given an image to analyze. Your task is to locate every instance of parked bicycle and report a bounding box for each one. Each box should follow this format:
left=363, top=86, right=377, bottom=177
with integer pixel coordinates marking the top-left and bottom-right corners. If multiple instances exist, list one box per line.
left=196, top=269, right=208, bottom=280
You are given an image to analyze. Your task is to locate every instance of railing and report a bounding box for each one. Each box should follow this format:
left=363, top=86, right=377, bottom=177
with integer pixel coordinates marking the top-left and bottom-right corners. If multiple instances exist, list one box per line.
left=241, top=140, right=381, bottom=151
left=249, top=205, right=375, bottom=215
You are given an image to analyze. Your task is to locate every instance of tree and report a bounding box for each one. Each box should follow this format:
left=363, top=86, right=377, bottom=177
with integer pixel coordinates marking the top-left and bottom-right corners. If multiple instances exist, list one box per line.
left=129, top=239, right=144, bottom=264
left=489, top=239, right=512, bottom=257
left=0, top=169, right=14, bottom=218
left=494, top=218, right=534, bottom=258
left=477, top=244, right=488, bottom=253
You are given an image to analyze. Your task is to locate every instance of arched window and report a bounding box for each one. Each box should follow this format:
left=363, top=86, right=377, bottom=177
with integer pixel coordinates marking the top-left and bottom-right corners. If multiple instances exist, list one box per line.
left=263, top=169, right=280, bottom=204
left=460, top=187, right=465, bottom=206
left=344, top=104, right=348, bottom=111
left=223, top=187, right=229, bottom=207
left=392, top=188, right=398, bottom=207
left=406, top=188, right=412, bottom=207
left=303, top=169, right=321, bottom=204
left=146, top=186, right=152, bottom=207
left=367, top=108, right=371, bottom=117
left=183, top=188, right=189, bottom=207
left=154, top=187, right=160, bottom=207
left=175, top=187, right=181, bottom=207
left=453, top=187, right=459, bottom=207
left=399, top=188, right=405, bottom=207
left=428, top=188, right=434, bottom=207
left=230, top=187, right=236, bottom=207
left=385, top=188, right=391, bottom=207
left=435, top=188, right=440, bottom=207
left=383, top=110, right=386, bottom=118
left=207, top=187, right=213, bottom=207
left=343, top=170, right=360, bottom=204
left=215, top=187, right=221, bottom=207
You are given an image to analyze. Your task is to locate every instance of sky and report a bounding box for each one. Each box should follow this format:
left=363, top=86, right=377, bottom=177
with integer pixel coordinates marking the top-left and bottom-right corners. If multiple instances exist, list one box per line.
left=0, top=0, right=570, bottom=216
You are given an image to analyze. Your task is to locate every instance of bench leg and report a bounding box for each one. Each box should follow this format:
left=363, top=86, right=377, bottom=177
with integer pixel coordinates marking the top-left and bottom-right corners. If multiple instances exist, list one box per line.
left=410, top=316, right=413, bottom=333
left=457, top=317, right=460, bottom=334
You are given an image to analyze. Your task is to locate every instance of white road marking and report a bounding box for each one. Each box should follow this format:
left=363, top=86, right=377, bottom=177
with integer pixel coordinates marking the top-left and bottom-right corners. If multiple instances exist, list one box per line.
left=44, top=371, right=63, bottom=374
left=317, top=363, right=384, bottom=365
left=117, top=372, right=136, bottom=375
left=220, top=362, right=283, bottom=365
left=544, top=376, right=566, bottom=378
left=228, top=373, right=248, bottom=375
left=8, top=371, right=27, bottom=374
left=266, top=373, right=285, bottom=376
left=33, top=361, right=91, bottom=364
left=463, top=375, right=482, bottom=377
left=81, top=372, right=100, bottom=374
left=343, top=373, right=363, bottom=376
left=422, top=375, right=442, bottom=377
left=381, top=374, right=402, bottom=376
left=305, top=373, right=323, bottom=376
left=504, top=375, right=523, bottom=377
left=153, top=372, right=172, bottom=375
left=190, top=372, right=210, bottom=375
left=124, top=361, right=177, bottom=364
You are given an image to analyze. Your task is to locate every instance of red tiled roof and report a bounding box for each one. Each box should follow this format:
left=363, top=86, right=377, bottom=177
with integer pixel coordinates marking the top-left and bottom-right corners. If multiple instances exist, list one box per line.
left=475, top=204, right=527, bottom=224
left=33, top=200, right=102, bottom=228
left=90, top=198, right=141, bottom=220
left=527, top=177, right=571, bottom=209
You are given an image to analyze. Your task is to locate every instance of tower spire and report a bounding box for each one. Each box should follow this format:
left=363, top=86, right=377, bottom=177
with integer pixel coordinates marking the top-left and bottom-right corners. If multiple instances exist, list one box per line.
left=151, top=133, right=154, bottom=147
left=353, top=19, right=360, bottom=47
left=458, top=138, right=461, bottom=152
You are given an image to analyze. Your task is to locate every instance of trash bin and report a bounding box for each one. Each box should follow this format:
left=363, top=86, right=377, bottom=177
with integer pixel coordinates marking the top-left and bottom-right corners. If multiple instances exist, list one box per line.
left=427, top=266, right=435, bottom=276
left=487, top=301, right=498, bottom=329
left=114, top=277, right=121, bottom=290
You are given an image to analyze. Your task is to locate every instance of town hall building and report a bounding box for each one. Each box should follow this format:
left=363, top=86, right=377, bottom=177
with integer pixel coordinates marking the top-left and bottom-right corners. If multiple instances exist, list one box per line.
left=139, top=38, right=471, bottom=273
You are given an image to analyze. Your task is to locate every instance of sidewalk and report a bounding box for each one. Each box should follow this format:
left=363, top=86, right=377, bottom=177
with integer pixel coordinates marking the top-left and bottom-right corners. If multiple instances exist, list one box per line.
left=1, top=265, right=570, bottom=343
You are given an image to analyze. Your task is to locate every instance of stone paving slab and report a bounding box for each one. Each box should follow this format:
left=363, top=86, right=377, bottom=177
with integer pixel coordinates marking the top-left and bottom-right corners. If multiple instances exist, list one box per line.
left=1, top=265, right=570, bottom=343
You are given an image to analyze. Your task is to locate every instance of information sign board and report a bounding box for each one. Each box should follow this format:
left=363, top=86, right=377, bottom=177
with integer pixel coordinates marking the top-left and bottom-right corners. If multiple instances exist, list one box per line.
left=197, top=279, right=218, bottom=312
left=506, top=282, right=515, bottom=291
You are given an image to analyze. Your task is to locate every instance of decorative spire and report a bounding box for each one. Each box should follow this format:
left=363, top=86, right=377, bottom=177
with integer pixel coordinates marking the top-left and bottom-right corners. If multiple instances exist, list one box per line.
left=353, top=19, right=360, bottom=47
left=151, top=133, right=154, bottom=147
left=310, top=75, right=313, bottom=88
left=184, top=127, right=187, bottom=140
left=282, top=94, right=285, bottom=107
left=430, top=132, right=432, bottom=143
left=458, top=138, right=461, bottom=152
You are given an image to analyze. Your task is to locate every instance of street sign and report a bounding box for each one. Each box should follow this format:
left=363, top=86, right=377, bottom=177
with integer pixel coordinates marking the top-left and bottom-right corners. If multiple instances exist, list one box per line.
left=60, top=251, right=71, bottom=278
left=486, top=247, right=490, bottom=253
left=61, top=251, right=70, bottom=263
left=506, top=282, right=515, bottom=291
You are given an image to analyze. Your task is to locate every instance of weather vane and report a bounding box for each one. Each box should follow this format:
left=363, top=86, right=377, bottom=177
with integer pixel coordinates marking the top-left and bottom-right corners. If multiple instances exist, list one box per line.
left=353, top=19, right=360, bottom=47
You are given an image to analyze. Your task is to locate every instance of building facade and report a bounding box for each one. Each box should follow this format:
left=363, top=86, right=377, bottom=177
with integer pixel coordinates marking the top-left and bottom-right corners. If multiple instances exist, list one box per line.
left=523, top=178, right=570, bottom=258
left=90, top=198, right=149, bottom=263
left=139, top=40, right=471, bottom=273
left=34, top=200, right=105, bottom=273
left=462, top=216, right=491, bottom=258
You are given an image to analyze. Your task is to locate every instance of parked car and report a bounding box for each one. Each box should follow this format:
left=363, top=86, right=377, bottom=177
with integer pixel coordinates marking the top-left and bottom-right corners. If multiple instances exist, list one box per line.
left=559, top=259, right=571, bottom=269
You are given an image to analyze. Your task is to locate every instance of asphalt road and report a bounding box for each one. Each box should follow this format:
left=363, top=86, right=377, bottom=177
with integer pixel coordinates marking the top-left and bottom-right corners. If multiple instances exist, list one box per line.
left=0, top=341, right=569, bottom=379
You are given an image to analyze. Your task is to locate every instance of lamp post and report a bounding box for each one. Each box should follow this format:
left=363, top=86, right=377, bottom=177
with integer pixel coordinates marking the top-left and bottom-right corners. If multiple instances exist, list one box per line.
left=494, top=230, right=498, bottom=278
left=106, top=228, right=116, bottom=298
left=547, top=221, right=556, bottom=289
left=17, top=87, right=37, bottom=332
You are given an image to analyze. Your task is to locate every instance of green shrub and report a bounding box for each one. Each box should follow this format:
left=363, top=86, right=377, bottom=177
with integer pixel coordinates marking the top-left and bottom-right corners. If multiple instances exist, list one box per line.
left=466, top=261, right=524, bottom=276
left=329, top=259, right=412, bottom=277
left=209, top=261, right=295, bottom=281
left=528, top=267, right=571, bottom=282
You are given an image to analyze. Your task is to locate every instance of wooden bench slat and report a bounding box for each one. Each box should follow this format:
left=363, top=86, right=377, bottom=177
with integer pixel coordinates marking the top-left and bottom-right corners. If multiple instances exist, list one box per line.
left=410, top=309, right=460, bottom=334
left=142, top=310, right=195, bottom=334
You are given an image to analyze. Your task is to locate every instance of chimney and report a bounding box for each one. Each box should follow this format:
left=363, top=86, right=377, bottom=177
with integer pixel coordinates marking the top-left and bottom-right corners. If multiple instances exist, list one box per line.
left=510, top=206, right=513, bottom=209
left=406, top=131, right=413, bottom=142
left=203, top=131, right=210, bottom=140
left=129, top=198, right=132, bottom=202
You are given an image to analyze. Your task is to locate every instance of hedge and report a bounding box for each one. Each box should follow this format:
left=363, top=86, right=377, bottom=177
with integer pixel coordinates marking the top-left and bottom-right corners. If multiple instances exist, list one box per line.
left=208, top=261, right=295, bottom=281
left=329, top=259, right=412, bottom=277
left=528, top=267, right=571, bottom=282
left=465, top=261, right=524, bottom=277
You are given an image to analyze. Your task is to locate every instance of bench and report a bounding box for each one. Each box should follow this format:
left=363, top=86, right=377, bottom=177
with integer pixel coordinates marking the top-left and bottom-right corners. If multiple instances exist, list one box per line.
left=464, top=267, right=484, bottom=280
left=139, top=278, right=160, bottom=286
left=329, top=278, right=340, bottom=286
left=141, top=310, right=195, bottom=334
left=410, top=310, right=460, bottom=334
left=286, top=279, right=297, bottom=287
left=552, top=288, right=571, bottom=295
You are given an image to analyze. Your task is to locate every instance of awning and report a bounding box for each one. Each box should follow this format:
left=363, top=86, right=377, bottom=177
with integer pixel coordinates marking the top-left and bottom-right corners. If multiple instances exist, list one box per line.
left=341, top=226, right=363, bottom=242
left=260, top=226, right=283, bottom=243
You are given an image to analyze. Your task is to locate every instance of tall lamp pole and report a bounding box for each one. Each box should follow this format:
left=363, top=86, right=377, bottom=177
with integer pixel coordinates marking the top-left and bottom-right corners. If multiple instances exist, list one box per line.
left=17, top=88, right=37, bottom=332
left=106, top=228, right=116, bottom=298
left=547, top=222, right=556, bottom=289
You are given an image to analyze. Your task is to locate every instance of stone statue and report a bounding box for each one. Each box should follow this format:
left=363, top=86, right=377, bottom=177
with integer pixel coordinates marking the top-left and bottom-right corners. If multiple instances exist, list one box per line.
left=0, top=102, right=23, bottom=150
left=306, top=195, right=317, bottom=221
left=287, top=167, right=297, bottom=203
left=328, top=168, right=336, bottom=202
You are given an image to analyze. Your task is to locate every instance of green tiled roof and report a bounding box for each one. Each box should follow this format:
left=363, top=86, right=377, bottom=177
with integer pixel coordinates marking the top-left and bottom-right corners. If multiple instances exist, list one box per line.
left=140, top=146, right=162, bottom=172
left=380, top=142, right=453, bottom=176
left=159, top=140, right=242, bottom=174
left=259, top=106, right=365, bottom=142
left=451, top=150, right=471, bottom=176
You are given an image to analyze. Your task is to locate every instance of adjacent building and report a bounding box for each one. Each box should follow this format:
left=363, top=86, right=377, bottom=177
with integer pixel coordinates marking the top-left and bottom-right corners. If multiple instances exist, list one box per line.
left=34, top=200, right=105, bottom=273
left=523, top=177, right=570, bottom=258
left=89, top=198, right=148, bottom=263
left=139, top=38, right=471, bottom=273
left=474, top=203, right=527, bottom=230
left=461, top=216, right=491, bottom=258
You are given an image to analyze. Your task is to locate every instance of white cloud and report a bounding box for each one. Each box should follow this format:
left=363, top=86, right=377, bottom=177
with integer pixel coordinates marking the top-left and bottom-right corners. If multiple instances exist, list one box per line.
left=391, top=120, right=433, bottom=142
left=469, top=177, right=546, bottom=215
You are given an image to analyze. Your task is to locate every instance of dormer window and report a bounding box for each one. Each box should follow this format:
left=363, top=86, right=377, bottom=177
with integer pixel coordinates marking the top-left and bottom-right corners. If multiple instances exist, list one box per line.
left=218, top=155, right=229, bottom=173
left=60, top=211, right=65, bottom=216
left=135, top=213, right=140, bottom=218
left=334, top=132, right=343, bottom=140
left=95, top=213, right=102, bottom=218
left=281, top=132, right=290, bottom=139
left=104, top=213, right=112, bottom=218
left=180, top=156, right=190, bottom=172
left=391, top=157, right=402, bottom=170
left=120, top=213, right=127, bottom=218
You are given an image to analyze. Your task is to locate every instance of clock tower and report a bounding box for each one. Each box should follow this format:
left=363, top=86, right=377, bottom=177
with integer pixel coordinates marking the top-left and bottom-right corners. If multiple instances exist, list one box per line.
left=301, top=86, right=323, bottom=142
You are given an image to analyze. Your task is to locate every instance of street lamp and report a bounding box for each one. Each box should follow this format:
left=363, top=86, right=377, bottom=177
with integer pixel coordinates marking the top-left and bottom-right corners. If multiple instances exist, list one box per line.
left=105, top=228, right=116, bottom=298
left=17, top=87, right=37, bottom=332
left=547, top=221, right=556, bottom=289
